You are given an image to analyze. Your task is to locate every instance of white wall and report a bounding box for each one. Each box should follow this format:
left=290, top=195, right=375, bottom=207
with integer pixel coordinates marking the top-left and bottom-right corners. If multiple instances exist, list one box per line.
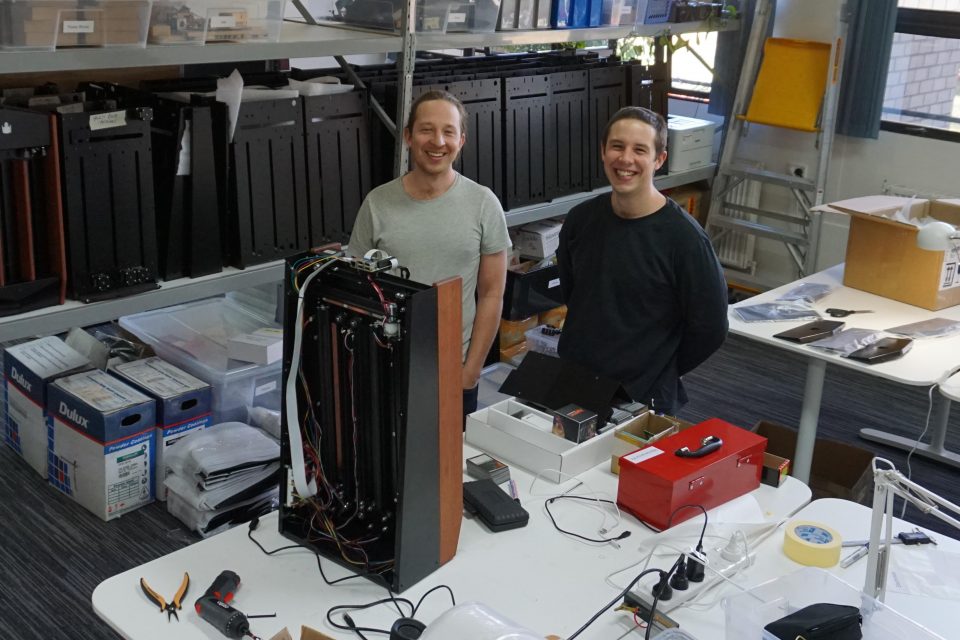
left=735, top=0, right=959, bottom=286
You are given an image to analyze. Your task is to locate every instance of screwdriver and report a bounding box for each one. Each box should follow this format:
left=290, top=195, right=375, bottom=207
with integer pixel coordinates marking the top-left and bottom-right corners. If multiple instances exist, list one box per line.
left=195, top=570, right=264, bottom=640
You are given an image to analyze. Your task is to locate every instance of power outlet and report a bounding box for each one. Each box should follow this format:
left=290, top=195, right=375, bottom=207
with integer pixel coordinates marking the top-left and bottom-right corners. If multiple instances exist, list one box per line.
left=787, top=163, right=808, bottom=179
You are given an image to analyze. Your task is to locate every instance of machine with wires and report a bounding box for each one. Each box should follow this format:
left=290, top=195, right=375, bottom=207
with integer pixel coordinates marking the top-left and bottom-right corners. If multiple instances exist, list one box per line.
left=278, top=248, right=463, bottom=592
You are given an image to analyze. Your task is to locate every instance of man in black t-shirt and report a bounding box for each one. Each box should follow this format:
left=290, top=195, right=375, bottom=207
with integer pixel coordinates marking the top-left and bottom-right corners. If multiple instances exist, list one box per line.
left=557, top=107, right=728, bottom=414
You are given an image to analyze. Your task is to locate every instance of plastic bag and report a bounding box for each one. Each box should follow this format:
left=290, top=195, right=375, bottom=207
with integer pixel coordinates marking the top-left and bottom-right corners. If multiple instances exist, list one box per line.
left=165, top=462, right=280, bottom=511
left=167, top=488, right=278, bottom=538
left=886, top=317, right=960, bottom=339
left=165, top=422, right=280, bottom=480
left=776, top=283, right=835, bottom=304
left=419, top=602, right=542, bottom=640
left=808, top=328, right=883, bottom=355
left=733, top=302, right=821, bottom=323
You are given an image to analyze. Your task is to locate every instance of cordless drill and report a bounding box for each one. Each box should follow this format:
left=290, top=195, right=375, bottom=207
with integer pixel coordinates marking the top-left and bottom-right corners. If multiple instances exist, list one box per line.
left=195, top=570, right=261, bottom=640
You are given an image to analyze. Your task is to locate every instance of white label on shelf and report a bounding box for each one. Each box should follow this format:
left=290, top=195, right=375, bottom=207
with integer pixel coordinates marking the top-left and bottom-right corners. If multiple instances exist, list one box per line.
left=254, top=381, right=277, bottom=396
left=548, top=277, right=560, bottom=289
left=63, top=20, right=95, bottom=33
left=448, top=11, right=466, bottom=23
left=89, top=111, right=127, bottom=131
left=622, top=4, right=632, bottom=13
left=623, top=446, right=664, bottom=465
left=209, top=15, right=237, bottom=28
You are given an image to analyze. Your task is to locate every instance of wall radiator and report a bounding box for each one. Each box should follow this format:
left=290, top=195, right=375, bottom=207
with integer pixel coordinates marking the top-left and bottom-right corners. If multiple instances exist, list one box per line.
left=714, top=174, right=762, bottom=272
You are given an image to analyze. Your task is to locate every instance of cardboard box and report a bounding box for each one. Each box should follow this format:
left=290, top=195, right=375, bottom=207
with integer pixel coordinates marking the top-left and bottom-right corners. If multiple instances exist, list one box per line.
left=516, top=220, right=562, bottom=259
left=3, top=337, right=91, bottom=476
left=753, top=420, right=874, bottom=504
left=762, top=451, right=790, bottom=488
left=499, top=316, right=538, bottom=349
left=539, top=305, right=567, bottom=328
left=499, top=341, right=527, bottom=366
left=466, top=398, right=616, bottom=483
left=47, top=370, right=156, bottom=520
left=552, top=403, right=597, bottom=443
left=617, top=419, right=766, bottom=529
left=610, top=411, right=695, bottom=474
left=110, top=357, right=212, bottom=501
left=819, top=196, right=960, bottom=310
left=227, top=328, right=284, bottom=365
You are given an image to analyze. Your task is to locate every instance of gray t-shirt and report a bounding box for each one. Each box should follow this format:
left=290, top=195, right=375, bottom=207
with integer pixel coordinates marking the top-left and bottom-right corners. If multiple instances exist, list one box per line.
left=348, top=174, right=511, bottom=358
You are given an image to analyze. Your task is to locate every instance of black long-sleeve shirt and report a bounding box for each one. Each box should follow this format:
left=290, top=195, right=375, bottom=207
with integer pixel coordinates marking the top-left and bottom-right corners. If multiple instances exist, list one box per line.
left=557, top=195, right=728, bottom=414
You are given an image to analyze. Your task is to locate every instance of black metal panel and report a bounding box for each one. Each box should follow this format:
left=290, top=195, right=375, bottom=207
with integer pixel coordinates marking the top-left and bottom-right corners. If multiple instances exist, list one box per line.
left=303, top=90, right=372, bottom=244
left=588, top=65, right=628, bottom=190
left=504, top=74, right=551, bottom=209
left=58, top=107, right=159, bottom=301
left=228, top=98, right=310, bottom=268
left=278, top=254, right=447, bottom=592
left=548, top=69, right=590, bottom=200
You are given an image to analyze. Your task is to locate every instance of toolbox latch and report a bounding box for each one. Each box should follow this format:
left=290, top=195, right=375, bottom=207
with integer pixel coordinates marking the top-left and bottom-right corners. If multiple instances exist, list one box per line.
left=737, top=454, right=760, bottom=468
left=688, top=476, right=705, bottom=491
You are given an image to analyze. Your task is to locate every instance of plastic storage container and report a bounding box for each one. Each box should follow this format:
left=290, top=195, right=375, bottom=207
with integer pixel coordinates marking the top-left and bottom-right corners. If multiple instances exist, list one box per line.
left=524, top=324, right=560, bottom=357
left=477, top=362, right=514, bottom=410
left=723, top=567, right=943, bottom=640
left=147, top=0, right=285, bottom=45
left=0, top=0, right=152, bottom=50
left=119, top=298, right=282, bottom=425
left=312, top=0, right=451, bottom=33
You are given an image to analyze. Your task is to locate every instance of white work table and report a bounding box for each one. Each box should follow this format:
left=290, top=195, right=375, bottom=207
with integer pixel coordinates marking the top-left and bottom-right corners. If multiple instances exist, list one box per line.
left=729, top=264, right=960, bottom=480
left=93, top=448, right=811, bottom=640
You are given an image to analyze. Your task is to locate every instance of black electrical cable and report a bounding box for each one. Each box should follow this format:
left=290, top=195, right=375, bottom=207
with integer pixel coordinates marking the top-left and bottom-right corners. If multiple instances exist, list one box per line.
left=544, top=495, right=632, bottom=545
left=327, top=597, right=414, bottom=637
left=412, top=584, right=457, bottom=617
left=247, top=518, right=407, bottom=615
left=666, top=504, right=709, bottom=550
left=565, top=567, right=665, bottom=640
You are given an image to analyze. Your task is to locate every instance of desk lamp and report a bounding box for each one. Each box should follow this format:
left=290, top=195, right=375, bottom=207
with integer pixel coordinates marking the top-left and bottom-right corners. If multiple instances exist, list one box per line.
left=863, top=458, right=960, bottom=601
left=916, top=220, right=960, bottom=251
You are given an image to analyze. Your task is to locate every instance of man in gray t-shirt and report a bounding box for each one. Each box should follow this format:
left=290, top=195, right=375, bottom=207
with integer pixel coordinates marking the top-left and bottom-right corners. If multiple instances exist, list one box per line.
left=348, top=91, right=511, bottom=420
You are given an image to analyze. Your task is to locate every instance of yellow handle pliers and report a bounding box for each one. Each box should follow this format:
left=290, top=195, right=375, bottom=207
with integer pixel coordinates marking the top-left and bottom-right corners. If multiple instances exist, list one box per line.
left=140, top=572, right=190, bottom=621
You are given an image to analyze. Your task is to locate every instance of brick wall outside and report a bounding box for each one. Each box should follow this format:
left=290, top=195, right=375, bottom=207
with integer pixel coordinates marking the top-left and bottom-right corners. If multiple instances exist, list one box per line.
left=883, top=0, right=960, bottom=126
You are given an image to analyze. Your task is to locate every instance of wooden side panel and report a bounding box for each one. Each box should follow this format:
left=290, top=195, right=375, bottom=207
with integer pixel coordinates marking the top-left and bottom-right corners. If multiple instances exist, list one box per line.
left=11, top=159, right=35, bottom=281
left=434, top=275, right=463, bottom=564
left=45, top=116, right=67, bottom=303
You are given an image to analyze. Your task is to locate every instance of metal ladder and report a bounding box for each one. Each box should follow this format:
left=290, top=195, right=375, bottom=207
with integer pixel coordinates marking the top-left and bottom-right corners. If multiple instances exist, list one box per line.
left=707, top=0, right=850, bottom=290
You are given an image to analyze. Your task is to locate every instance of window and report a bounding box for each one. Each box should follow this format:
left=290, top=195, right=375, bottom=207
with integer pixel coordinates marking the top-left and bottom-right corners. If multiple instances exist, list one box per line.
left=881, top=1, right=960, bottom=140
left=669, top=32, right=718, bottom=96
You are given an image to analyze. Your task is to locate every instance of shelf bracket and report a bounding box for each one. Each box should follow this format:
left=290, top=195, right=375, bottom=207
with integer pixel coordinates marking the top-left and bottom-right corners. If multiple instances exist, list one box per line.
left=290, top=0, right=318, bottom=25
left=334, top=55, right=397, bottom=137
left=394, top=0, right=417, bottom=177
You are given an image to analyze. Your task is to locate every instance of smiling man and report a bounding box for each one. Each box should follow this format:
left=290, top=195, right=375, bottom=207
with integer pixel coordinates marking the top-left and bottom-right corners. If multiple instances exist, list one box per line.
left=556, top=107, right=728, bottom=415
left=348, top=91, right=510, bottom=423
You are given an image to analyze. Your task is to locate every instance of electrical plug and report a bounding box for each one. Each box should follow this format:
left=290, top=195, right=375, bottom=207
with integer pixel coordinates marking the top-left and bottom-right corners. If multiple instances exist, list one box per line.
left=669, top=555, right=689, bottom=591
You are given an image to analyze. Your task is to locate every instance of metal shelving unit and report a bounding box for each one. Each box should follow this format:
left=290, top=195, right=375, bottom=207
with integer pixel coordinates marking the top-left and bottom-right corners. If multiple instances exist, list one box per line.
left=0, top=15, right=731, bottom=342
left=505, top=164, right=716, bottom=227
left=0, top=262, right=284, bottom=342
left=0, top=19, right=735, bottom=73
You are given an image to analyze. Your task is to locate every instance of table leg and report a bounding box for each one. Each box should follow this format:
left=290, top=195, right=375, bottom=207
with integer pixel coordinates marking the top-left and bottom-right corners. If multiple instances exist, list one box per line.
left=794, top=359, right=827, bottom=484
left=860, top=396, right=960, bottom=469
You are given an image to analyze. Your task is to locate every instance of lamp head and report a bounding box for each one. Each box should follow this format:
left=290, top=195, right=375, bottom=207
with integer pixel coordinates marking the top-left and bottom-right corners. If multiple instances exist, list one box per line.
left=917, top=220, right=960, bottom=251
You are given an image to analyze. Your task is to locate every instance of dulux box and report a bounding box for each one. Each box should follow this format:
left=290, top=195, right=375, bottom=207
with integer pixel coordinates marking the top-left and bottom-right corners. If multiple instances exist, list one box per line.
left=3, top=336, right=91, bottom=476
left=466, top=398, right=616, bottom=483
left=47, top=369, right=156, bottom=520
left=815, top=196, right=960, bottom=310
left=110, top=357, right=212, bottom=501
left=667, top=115, right=716, bottom=173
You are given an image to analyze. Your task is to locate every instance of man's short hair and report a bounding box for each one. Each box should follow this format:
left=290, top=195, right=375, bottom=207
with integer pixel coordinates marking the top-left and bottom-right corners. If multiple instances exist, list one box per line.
left=406, top=90, right=469, bottom=137
left=602, top=106, right=667, bottom=156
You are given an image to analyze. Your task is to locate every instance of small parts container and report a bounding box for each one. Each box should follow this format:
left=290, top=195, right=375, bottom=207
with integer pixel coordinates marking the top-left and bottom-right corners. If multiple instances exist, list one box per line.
left=119, top=298, right=282, bottom=425
left=147, top=0, right=285, bottom=45
left=0, top=0, right=152, bottom=50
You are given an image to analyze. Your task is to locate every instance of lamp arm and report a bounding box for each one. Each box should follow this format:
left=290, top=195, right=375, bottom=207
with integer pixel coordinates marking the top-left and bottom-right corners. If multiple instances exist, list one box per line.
left=864, top=458, right=960, bottom=602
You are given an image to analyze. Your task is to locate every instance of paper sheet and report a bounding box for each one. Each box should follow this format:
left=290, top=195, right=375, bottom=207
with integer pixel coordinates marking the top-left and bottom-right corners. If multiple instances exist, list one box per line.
left=888, top=548, right=960, bottom=600
left=216, top=69, right=244, bottom=143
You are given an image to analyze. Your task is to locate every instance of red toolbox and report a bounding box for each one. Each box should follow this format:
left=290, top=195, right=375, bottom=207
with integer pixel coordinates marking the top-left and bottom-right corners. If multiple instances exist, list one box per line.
left=616, top=418, right=767, bottom=530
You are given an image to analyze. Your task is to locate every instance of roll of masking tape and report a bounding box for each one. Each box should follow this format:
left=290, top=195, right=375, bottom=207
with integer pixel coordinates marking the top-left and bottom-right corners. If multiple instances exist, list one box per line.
left=783, top=521, right=842, bottom=567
